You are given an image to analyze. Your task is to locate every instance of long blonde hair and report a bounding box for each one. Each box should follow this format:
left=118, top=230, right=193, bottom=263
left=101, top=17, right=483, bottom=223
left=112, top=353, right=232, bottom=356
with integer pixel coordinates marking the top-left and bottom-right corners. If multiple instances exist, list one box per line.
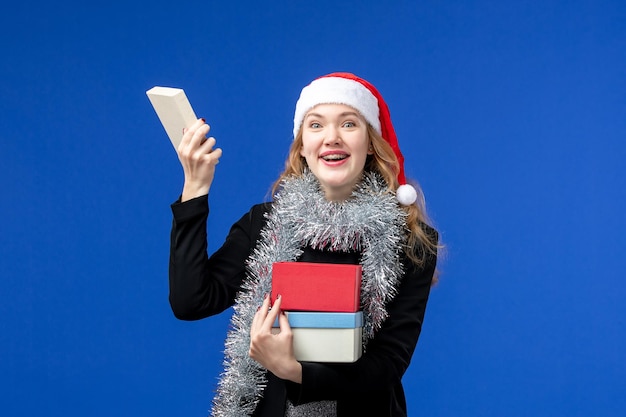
left=272, top=125, right=439, bottom=273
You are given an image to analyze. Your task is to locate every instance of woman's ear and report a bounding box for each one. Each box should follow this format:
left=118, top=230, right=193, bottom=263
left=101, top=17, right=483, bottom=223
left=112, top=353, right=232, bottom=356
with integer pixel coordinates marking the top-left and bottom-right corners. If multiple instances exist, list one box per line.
left=367, top=143, right=375, bottom=155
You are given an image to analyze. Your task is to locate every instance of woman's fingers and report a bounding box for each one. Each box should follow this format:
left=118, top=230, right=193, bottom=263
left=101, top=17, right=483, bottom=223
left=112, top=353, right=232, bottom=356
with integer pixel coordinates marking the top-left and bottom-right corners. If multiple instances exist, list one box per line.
left=199, top=137, right=222, bottom=159
left=251, top=294, right=271, bottom=334
left=262, top=295, right=282, bottom=331
left=180, top=121, right=220, bottom=164
left=277, top=308, right=291, bottom=333
left=189, top=122, right=210, bottom=148
left=251, top=294, right=280, bottom=333
left=178, top=118, right=207, bottom=150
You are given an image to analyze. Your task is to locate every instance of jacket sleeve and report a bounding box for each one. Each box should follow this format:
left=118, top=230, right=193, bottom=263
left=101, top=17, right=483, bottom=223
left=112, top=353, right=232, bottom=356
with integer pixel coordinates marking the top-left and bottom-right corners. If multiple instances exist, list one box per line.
left=285, top=232, right=438, bottom=403
left=168, top=195, right=266, bottom=321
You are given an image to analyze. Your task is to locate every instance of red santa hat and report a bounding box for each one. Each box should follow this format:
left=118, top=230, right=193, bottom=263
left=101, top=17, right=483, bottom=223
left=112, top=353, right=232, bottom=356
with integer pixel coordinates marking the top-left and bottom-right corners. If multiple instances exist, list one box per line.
left=293, top=72, right=418, bottom=205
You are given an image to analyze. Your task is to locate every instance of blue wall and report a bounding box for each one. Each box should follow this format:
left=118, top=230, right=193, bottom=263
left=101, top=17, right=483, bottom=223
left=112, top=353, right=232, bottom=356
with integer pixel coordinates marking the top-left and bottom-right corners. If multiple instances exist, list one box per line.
left=1, top=1, right=624, bottom=415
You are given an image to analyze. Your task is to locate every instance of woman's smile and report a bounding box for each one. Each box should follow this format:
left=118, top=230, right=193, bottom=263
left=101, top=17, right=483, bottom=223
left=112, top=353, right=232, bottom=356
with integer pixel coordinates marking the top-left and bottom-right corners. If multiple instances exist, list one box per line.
left=320, top=150, right=350, bottom=164
left=300, top=103, right=372, bottom=201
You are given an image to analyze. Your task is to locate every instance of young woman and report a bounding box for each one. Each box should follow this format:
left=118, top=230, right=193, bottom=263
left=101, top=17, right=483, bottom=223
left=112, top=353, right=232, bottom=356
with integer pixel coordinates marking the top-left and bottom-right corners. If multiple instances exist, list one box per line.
left=169, top=72, right=439, bottom=416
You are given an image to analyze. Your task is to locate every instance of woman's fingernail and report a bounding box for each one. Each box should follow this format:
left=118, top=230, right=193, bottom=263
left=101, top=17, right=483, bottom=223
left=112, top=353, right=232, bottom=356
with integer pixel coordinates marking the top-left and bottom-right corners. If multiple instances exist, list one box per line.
left=182, top=128, right=187, bottom=134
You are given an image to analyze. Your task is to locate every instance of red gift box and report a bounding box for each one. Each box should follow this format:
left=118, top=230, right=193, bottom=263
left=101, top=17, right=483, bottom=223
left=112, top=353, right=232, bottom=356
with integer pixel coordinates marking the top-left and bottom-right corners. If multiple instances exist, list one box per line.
left=271, top=262, right=362, bottom=312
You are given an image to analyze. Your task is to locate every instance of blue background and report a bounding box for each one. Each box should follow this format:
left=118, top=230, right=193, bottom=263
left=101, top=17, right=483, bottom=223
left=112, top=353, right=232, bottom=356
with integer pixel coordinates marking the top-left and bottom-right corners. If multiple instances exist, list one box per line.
left=1, top=0, right=625, bottom=416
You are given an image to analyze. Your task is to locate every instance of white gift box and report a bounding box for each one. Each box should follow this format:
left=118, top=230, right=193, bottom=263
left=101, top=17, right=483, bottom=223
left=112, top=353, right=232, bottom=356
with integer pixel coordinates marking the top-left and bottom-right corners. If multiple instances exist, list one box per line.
left=146, top=86, right=197, bottom=149
left=272, top=312, right=363, bottom=363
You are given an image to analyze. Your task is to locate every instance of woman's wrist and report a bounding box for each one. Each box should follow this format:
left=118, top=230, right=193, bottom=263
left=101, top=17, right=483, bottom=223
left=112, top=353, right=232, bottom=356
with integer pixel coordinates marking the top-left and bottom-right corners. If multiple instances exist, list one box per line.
left=282, top=360, right=303, bottom=384
left=181, top=182, right=210, bottom=202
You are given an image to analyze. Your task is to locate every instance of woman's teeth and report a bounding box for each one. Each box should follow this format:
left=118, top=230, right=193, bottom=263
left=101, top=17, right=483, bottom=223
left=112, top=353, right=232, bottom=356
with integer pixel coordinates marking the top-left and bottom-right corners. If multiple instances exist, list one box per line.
left=322, top=154, right=348, bottom=161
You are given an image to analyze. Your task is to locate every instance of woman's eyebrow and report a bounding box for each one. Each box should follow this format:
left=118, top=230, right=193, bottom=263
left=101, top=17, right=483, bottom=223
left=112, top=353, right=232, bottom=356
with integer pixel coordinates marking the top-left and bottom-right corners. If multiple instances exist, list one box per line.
left=338, top=111, right=360, bottom=118
left=305, top=111, right=360, bottom=119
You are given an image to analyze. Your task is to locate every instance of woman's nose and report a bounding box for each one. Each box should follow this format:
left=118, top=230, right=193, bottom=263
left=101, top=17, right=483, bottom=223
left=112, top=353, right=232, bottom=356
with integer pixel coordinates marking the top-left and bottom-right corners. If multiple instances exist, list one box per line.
left=323, top=125, right=342, bottom=145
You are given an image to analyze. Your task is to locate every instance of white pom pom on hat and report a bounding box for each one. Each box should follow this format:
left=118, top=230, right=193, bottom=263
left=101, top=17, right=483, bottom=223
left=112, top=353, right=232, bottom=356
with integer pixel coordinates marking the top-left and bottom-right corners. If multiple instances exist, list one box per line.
left=294, top=72, right=417, bottom=205
left=396, top=184, right=418, bottom=206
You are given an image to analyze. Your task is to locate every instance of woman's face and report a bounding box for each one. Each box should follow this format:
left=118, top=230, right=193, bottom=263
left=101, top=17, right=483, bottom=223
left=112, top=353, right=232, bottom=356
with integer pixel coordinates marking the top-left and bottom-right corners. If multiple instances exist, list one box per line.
left=300, top=103, right=373, bottom=201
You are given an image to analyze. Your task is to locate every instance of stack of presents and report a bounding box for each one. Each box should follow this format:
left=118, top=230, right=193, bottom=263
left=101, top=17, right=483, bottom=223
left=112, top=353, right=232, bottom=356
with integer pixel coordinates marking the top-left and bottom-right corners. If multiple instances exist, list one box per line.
left=271, top=262, right=363, bottom=363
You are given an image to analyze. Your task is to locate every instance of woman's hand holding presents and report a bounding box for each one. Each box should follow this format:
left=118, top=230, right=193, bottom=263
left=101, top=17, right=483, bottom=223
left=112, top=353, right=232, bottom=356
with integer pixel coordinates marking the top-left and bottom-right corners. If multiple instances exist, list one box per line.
left=249, top=295, right=303, bottom=384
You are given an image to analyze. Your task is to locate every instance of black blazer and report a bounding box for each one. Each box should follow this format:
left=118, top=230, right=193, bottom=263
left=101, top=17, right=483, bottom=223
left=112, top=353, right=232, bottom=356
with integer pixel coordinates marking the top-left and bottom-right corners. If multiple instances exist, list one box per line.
left=169, top=196, right=437, bottom=416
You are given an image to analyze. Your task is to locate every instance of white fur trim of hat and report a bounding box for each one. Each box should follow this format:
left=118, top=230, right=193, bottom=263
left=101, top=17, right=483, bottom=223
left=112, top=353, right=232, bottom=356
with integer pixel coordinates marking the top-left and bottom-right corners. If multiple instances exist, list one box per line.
left=293, top=77, right=381, bottom=138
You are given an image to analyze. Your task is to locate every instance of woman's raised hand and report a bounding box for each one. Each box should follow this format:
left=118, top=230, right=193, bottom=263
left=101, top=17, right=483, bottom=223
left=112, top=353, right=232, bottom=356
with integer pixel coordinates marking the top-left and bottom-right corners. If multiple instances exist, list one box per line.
left=177, top=118, right=223, bottom=202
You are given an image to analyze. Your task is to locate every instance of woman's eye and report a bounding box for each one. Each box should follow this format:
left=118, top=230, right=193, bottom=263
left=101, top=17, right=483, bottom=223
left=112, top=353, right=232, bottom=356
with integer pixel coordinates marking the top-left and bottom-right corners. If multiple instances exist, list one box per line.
left=343, top=121, right=356, bottom=128
left=310, top=122, right=322, bottom=129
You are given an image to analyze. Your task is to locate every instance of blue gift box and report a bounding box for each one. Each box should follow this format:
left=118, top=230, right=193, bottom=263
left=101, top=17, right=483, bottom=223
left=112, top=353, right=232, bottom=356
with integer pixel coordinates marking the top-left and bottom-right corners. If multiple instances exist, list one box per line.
left=273, top=311, right=363, bottom=329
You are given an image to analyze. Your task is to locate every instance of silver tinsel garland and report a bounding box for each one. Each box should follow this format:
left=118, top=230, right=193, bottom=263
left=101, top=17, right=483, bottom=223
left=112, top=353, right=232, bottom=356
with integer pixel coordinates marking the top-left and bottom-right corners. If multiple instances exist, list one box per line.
left=211, top=170, right=407, bottom=417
